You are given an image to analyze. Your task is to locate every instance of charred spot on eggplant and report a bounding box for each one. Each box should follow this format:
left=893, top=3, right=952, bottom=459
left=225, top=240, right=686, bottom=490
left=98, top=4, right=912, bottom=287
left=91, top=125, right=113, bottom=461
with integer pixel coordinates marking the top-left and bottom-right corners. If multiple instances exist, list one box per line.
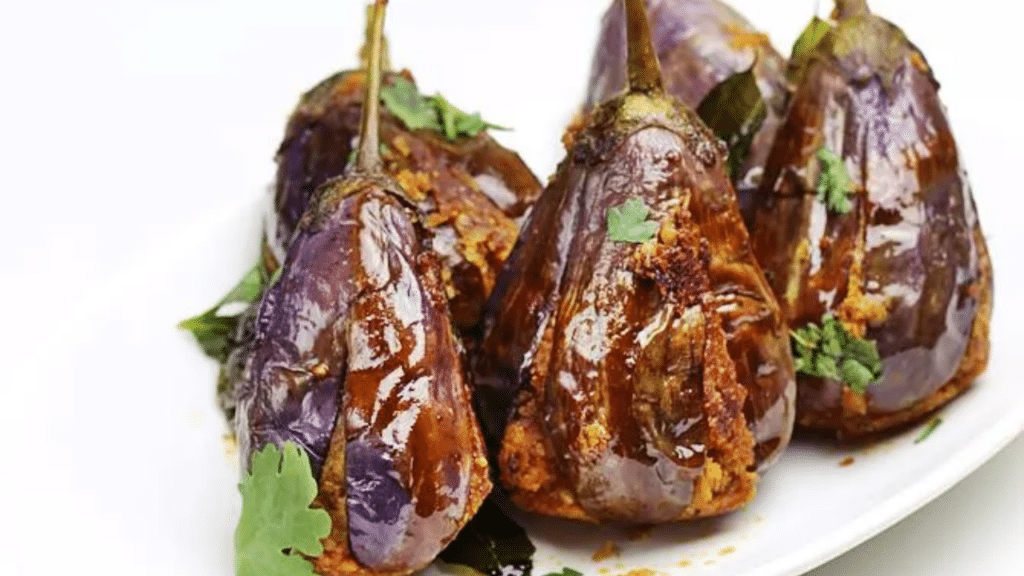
left=748, top=0, right=992, bottom=437
left=584, top=0, right=789, bottom=223
left=475, top=0, right=795, bottom=524
left=233, top=4, right=491, bottom=574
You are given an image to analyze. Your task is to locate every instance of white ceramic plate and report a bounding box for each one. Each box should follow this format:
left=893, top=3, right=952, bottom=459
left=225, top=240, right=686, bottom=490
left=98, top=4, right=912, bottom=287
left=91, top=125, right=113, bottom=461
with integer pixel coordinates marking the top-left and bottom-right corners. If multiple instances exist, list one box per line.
left=1, top=1, right=1022, bottom=576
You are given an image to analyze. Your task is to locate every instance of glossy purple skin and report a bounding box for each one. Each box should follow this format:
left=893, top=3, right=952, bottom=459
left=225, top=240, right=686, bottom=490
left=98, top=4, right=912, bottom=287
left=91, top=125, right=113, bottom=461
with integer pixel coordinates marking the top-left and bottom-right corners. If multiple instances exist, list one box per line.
left=749, top=13, right=992, bottom=433
left=476, top=93, right=795, bottom=522
left=233, top=176, right=488, bottom=572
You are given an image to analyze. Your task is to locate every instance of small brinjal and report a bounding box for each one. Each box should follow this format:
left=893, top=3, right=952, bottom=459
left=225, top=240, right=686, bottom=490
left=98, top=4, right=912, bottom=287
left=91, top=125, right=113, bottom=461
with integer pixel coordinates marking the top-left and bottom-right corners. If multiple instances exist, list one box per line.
left=474, top=0, right=794, bottom=524
left=583, top=0, right=789, bottom=219
left=233, top=3, right=490, bottom=574
left=271, top=19, right=541, bottom=336
left=748, top=0, right=992, bottom=437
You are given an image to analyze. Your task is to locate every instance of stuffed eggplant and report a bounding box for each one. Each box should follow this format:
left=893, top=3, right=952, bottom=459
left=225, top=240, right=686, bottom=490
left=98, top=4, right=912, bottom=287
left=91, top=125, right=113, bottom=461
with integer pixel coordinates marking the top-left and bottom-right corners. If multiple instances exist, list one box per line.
left=583, top=0, right=789, bottom=220
left=188, top=8, right=543, bottom=423
left=474, top=0, right=795, bottom=523
left=233, top=3, right=490, bottom=573
left=271, top=31, right=541, bottom=337
left=748, top=0, right=992, bottom=437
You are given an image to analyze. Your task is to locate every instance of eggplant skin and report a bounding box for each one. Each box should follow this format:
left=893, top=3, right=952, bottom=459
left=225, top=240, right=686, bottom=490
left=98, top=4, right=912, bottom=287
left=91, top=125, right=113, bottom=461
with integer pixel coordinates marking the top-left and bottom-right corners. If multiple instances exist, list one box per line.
left=234, top=175, right=490, bottom=575
left=749, top=14, right=992, bottom=436
left=584, top=0, right=789, bottom=225
left=474, top=93, right=795, bottom=523
left=270, top=70, right=542, bottom=336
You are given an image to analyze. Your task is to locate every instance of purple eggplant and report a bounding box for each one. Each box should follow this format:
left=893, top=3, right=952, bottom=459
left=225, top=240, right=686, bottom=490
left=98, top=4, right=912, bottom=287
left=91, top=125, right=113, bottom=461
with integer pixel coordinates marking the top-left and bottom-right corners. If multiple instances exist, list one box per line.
left=270, top=44, right=540, bottom=337
left=583, top=0, right=789, bottom=221
left=748, top=0, right=992, bottom=437
left=474, top=0, right=794, bottom=524
left=233, top=3, right=490, bottom=573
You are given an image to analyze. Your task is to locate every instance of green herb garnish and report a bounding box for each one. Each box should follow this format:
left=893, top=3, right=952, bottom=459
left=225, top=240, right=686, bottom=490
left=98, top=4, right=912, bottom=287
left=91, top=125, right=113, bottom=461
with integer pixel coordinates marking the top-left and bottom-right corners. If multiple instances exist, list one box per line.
left=816, top=147, right=856, bottom=215
left=380, top=77, right=505, bottom=140
left=791, top=314, right=883, bottom=393
left=607, top=198, right=660, bottom=243
left=541, top=569, right=584, bottom=576
left=915, top=417, right=943, bottom=443
left=235, top=442, right=332, bottom=576
left=439, top=497, right=536, bottom=576
left=179, top=262, right=267, bottom=361
left=789, top=17, right=833, bottom=83
left=696, top=66, right=768, bottom=181
left=792, top=17, right=832, bottom=60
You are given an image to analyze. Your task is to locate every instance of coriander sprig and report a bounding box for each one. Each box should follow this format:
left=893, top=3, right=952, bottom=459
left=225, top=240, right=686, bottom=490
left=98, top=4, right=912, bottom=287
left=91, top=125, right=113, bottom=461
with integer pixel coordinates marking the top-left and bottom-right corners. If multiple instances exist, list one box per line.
left=235, top=442, right=332, bottom=576
left=380, top=77, right=506, bottom=140
left=607, top=198, right=660, bottom=243
left=792, top=314, right=883, bottom=393
left=816, top=147, right=856, bottom=215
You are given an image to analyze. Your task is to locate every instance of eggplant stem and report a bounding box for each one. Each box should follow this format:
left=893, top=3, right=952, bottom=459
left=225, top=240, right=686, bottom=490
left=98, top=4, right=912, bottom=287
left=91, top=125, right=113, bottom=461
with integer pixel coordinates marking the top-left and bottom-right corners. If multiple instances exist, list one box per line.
left=833, top=0, right=870, bottom=20
left=355, top=0, right=388, bottom=174
left=624, top=0, right=664, bottom=94
left=358, top=3, right=392, bottom=72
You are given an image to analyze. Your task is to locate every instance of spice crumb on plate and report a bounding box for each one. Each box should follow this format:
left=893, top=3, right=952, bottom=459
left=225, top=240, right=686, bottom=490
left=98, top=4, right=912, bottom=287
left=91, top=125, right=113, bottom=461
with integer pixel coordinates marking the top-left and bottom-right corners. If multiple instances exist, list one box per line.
left=592, top=540, right=621, bottom=562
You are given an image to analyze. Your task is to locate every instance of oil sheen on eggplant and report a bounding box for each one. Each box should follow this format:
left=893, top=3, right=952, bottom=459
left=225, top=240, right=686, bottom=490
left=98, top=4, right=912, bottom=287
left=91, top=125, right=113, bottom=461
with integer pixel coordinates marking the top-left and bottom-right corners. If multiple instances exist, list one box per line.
left=474, top=0, right=794, bottom=524
left=271, top=68, right=541, bottom=336
left=749, top=0, right=992, bottom=436
left=583, top=0, right=789, bottom=218
left=233, top=4, right=490, bottom=574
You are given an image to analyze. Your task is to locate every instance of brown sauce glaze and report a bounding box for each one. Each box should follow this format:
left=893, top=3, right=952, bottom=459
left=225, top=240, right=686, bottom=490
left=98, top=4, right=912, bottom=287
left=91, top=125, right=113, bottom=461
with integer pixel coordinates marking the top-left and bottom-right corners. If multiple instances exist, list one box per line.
left=583, top=0, right=790, bottom=221
left=235, top=177, right=490, bottom=575
left=749, top=6, right=991, bottom=436
left=272, top=70, right=541, bottom=336
left=477, top=91, right=795, bottom=522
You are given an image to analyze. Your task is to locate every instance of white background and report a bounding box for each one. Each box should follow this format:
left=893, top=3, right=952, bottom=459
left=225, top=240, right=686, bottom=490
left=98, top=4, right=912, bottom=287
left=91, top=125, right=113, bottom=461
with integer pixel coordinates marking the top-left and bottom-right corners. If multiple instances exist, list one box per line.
left=0, top=1, right=1021, bottom=575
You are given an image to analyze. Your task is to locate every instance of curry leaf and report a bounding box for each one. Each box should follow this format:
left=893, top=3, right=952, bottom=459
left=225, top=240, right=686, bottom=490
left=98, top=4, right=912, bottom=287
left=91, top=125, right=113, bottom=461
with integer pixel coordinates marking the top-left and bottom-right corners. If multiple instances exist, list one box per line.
left=179, top=263, right=264, bottom=362
left=792, top=16, right=833, bottom=60
left=439, top=497, right=536, bottom=576
left=789, top=16, right=833, bottom=83
left=696, top=66, right=768, bottom=181
left=541, top=569, right=584, bottom=576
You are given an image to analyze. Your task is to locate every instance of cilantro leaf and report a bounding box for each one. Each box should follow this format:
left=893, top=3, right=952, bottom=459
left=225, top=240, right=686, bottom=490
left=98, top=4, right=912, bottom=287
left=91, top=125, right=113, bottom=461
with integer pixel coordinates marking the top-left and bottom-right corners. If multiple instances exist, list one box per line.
left=816, top=147, right=856, bottom=215
left=439, top=497, right=536, bottom=576
left=914, top=417, right=943, bottom=443
left=179, top=263, right=265, bottom=361
left=696, top=66, right=768, bottom=181
left=429, top=94, right=507, bottom=140
left=607, top=198, right=660, bottom=243
left=380, top=77, right=505, bottom=140
left=380, top=77, right=443, bottom=132
left=235, top=442, right=332, bottom=576
left=791, top=314, right=882, bottom=393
